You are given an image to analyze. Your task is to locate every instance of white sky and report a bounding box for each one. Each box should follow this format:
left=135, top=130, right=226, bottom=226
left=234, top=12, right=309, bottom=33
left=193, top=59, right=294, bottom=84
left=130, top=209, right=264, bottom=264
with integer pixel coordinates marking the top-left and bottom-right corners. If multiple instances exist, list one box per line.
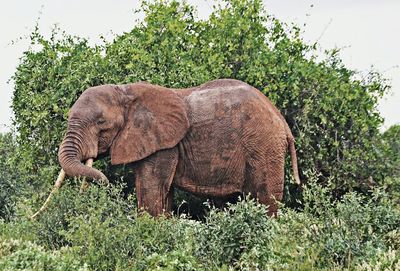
left=0, top=0, right=399, bottom=133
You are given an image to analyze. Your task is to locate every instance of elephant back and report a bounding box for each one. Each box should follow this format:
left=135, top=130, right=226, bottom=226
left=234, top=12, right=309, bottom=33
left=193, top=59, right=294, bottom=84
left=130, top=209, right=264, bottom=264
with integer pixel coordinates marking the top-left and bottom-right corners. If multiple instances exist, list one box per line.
left=184, top=79, right=258, bottom=126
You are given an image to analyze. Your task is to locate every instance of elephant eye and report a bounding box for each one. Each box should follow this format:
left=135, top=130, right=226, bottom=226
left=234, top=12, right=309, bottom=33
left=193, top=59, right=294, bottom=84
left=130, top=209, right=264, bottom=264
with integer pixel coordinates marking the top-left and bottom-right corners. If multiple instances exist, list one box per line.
left=97, top=118, right=106, bottom=125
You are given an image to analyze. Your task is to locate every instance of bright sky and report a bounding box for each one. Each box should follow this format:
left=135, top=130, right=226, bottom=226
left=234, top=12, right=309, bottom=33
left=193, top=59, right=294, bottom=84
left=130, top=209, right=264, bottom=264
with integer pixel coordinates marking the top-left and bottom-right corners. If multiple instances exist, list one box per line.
left=1, top=0, right=399, bottom=133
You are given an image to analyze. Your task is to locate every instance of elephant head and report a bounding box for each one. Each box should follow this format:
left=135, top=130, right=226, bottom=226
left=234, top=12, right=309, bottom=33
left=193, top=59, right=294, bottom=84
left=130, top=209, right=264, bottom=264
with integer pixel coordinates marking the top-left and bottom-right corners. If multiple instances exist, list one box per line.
left=58, top=82, right=190, bottom=182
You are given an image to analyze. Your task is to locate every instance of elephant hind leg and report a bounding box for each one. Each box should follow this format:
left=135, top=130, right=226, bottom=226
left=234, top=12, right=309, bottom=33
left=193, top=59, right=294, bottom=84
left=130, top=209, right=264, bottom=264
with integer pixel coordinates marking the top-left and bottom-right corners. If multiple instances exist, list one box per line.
left=245, top=154, right=285, bottom=217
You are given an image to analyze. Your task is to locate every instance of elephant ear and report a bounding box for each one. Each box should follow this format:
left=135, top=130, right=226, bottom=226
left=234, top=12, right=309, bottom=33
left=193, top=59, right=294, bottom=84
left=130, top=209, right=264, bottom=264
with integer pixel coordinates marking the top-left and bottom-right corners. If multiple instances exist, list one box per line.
left=111, top=83, right=190, bottom=165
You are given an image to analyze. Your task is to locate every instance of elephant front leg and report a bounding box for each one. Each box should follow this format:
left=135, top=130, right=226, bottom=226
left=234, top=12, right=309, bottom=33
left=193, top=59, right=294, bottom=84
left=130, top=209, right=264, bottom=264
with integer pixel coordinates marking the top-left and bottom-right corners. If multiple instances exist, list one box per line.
left=135, top=148, right=178, bottom=216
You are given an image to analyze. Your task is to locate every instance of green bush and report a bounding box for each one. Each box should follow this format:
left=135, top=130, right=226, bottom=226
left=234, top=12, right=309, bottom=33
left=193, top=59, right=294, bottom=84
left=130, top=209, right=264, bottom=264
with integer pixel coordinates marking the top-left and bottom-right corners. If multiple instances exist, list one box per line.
left=62, top=188, right=199, bottom=270
left=300, top=177, right=400, bottom=267
left=0, top=133, right=23, bottom=221
left=144, top=250, right=201, bottom=271
left=20, top=183, right=197, bottom=270
left=194, top=197, right=272, bottom=268
left=30, top=183, right=134, bottom=250
left=355, top=249, right=400, bottom=271
left=0, top=239, right=87, bottom=271
left=380, top=124, right=400, bottom=179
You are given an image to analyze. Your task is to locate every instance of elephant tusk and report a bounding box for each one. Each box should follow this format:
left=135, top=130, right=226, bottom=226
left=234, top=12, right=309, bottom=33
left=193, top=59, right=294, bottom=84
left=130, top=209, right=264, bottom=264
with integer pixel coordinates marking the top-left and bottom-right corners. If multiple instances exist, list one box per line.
left=30, top=169, right=66, bottom=219
left=30, top=158, right=94, bottom=219
left=79, top=158, right=93, bottom=193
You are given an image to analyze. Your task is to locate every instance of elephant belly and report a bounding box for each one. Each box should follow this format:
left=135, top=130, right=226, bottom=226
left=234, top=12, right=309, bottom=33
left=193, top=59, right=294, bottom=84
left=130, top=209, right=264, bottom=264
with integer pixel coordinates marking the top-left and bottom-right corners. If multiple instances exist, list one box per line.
left=174, top=123, right=246, bottom=197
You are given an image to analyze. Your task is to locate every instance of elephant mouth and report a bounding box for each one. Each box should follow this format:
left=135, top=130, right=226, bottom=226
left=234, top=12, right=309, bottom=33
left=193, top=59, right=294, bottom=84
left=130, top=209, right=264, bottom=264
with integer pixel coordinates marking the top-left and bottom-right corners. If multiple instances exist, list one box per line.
left=93, top=149, right=110, bottom=161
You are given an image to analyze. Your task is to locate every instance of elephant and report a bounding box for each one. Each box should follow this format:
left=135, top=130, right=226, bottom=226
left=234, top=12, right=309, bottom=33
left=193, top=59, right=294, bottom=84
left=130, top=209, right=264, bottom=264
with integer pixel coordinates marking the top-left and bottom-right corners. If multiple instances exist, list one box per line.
left=50, top=79, right=300, bottom=217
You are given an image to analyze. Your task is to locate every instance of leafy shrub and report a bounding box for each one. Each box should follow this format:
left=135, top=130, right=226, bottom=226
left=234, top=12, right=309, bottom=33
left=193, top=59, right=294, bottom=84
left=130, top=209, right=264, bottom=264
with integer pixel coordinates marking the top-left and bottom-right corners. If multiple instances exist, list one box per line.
left=379, top=124, right=400, bottom=180
left=355, top=249, right=400, bottom=271
left=194, top=197, right=272, bottom=268
left=31, top=182, right=134, bottom=249
left=63, top=191, right=200, bottom=270
left=24, top=183, right=197, bottom=270
left=144, top=250, right=201, bottom=271
left=0, top=133, right=23, bottom=221
left=0, top=219, right=37, bottom=245
left=299, top=175, right=400, bottom=266
left=0, top=239, right=87, bottom=271
left=192, top=174, right=399, bottom=270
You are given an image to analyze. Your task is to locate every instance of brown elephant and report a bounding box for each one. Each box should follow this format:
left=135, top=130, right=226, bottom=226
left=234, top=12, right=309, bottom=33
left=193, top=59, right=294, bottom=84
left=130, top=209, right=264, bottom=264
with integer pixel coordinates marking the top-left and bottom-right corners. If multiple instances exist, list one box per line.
left=53, top=79, right=300, bottom=217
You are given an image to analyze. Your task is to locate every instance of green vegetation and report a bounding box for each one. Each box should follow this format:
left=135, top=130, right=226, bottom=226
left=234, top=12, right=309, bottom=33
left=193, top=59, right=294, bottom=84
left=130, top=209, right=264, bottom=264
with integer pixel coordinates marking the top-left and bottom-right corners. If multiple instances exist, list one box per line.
left=1, top=179, right=399, bottom=270
left=1, top=0, right=399, bottom=269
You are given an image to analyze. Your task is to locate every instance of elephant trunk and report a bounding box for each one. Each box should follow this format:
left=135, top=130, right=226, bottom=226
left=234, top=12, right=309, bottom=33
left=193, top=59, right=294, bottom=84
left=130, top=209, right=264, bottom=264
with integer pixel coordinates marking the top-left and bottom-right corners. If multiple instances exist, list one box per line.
left=58, top=124, right=108, bottom=183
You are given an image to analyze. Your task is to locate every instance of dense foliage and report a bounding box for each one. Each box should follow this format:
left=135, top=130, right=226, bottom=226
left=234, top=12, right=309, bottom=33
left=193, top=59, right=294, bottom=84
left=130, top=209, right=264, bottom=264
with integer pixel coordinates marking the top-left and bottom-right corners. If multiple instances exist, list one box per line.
left=1, top=0, right=399, bottom=270
left=0, top=133, right=23, bottom=221
left=381, top=124, right=400, bottom=178
left=1, top=178, right=399, bottom=270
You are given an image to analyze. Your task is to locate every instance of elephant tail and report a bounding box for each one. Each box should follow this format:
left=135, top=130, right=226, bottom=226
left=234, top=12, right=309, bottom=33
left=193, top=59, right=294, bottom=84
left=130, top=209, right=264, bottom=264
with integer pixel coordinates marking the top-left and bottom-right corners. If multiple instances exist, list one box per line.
left=287, top=135, right=301, bottom=185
